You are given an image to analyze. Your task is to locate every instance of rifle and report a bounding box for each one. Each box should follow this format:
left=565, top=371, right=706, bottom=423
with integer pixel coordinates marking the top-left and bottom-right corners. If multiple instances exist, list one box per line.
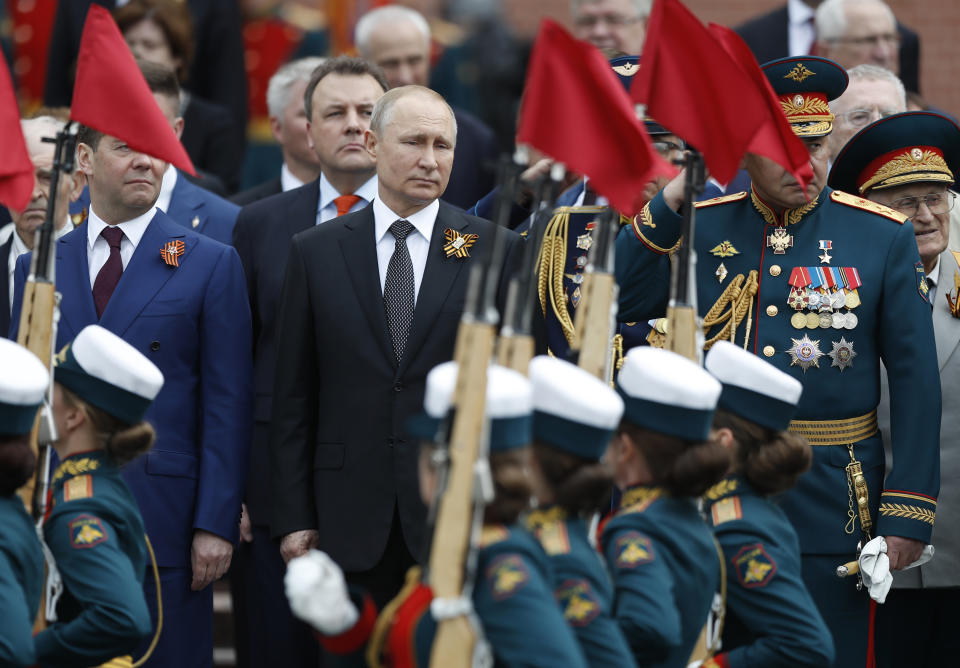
left=428, top=155, right=517, bottom=668
left=569, top=207, right=620, bottom=381
left=664, top=150, right=705, bottom=362
left=497, top=162, right=565, bottom=374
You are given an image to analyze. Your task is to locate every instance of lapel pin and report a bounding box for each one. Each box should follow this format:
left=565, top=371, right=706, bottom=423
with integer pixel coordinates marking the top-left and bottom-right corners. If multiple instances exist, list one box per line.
left=191, top=216, right=200, bottom=229
left=160, top=240, right=185, bottom=267
left=443, top=228, right=478, bottom=258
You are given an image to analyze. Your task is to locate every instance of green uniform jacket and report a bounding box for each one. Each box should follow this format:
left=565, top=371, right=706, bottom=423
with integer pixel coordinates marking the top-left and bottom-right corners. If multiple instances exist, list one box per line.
left=525, top=507, right=637, bottom=668
left=0, top=495, right=43, bottom=667
left=35, top=451, right=152, bottom=667
left=602, top=486, right=719, bottom=668
left=704, top=476, right=834, bottom=668
left=615, top=187, right=940, bottom=553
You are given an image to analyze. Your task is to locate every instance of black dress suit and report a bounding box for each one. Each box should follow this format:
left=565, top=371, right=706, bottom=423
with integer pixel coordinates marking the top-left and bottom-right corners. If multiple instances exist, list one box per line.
left=44, top=0, right=248, bottom=147
left=443, top=107, right=499, bottom=210
left=231, top=176, right=282, bottom=207
left=734, top=5, right=921, bottom=93
left=182, top=95, right=243, bottom=194
left=270, top=202, right=520, bottom=574
left=0, top=236, right=12, bottom=336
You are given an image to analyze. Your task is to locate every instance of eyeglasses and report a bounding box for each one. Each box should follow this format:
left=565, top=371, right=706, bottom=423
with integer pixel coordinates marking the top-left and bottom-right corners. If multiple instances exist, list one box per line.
left=836, top=108, right=900, bottom=128
left=888, top=191, right=956, bottom=217
left=574, top=14, right=642, bottom=29
left=652, top=139, right=685, bottom=156
left=830, top=33, right=901, bottom=49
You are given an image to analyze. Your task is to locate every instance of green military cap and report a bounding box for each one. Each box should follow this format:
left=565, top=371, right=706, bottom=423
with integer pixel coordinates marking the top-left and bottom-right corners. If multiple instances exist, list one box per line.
left=828, top=111, right=960, bottom=195
left=761, top=56, right=849, bottom=137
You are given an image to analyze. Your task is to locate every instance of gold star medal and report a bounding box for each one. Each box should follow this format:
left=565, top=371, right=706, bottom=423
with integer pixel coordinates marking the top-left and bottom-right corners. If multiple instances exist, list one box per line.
left=828, top=337, right=856, bottom=371
left=443, top=228, right=478, bottom=258
left=786, top=334, right=823, bottom=372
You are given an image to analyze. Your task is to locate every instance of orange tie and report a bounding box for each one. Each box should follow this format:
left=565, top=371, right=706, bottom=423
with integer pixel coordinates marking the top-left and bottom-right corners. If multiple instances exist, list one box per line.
left=334, top=194, right=362, bottom=217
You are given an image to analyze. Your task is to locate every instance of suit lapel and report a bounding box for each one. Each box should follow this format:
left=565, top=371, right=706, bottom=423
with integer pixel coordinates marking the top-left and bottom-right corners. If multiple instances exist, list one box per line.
left=98, top=212, right=191, bottom=336
left=933, top=249, right=960, bottom=370
left=167, top=173, right=205, bottom=233
left=398, top=204, right=469, bottom=376
left=339, top=208, right=394, bottom=364
left=57, top=225, right=98, bottom=333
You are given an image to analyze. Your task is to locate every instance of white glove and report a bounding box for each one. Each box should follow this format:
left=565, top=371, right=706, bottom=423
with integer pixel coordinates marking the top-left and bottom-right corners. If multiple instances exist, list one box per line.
left=284, top=549, right=359, bottom=635
left=858, top=538, right=936, bottom=604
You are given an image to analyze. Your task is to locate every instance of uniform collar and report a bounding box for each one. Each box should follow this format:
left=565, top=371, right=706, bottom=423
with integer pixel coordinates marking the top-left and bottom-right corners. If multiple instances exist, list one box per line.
left=525, top=505, right=567, bottom=530
left=750, top=185, right=822, bottom=227
left=703, top=474, right=754, bottom=505
left=618, top=484, right=664, bottom=512
left=50, top=449, right=110, bottom=484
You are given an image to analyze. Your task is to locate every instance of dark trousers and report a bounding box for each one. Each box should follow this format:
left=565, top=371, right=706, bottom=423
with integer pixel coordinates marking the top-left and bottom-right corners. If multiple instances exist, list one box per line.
left=876, top=587, right=960, bottom=667
left=802, top=554, right=871, bottom=668
left=344, top=504, right=417, bottom=610
left=139, top=566, right=213, bottom=668
left=230, top=525, right=321, bottom=668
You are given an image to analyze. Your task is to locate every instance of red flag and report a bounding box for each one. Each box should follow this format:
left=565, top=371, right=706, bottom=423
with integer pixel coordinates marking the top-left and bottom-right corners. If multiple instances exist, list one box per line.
left=631, top=0, right=768, bottom=184
left=709, top=23, right=813, bottom=192
left=0, top=58, right=34, bottom=211
left=70, top=4, right=196, bottom=175
left=516, top=19, right=675, bottom=216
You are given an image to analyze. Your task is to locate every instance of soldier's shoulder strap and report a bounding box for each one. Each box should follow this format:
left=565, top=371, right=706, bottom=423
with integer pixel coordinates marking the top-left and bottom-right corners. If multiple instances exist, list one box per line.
left=694, top=191, right=749, bottom=209
left=830, top=190, right=908, bottom=224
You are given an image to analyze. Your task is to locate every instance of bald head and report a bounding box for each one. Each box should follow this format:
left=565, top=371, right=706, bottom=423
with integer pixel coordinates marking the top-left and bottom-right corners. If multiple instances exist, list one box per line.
left=356, top=6, right=431, bottom=88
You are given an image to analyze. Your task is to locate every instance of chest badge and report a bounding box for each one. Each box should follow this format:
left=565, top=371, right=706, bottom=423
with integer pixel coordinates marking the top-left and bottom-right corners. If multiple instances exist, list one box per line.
left=443, top=228, right=478, bottom=258
left=710, top=240, right=740, bottom=257
left=818, top=240, right=833, bottom=264
left=767, top=227, right=793, bottom=254
left=786, top=334, right=823, bottom=372
left=828, top=337, right=857, bottom=371
left=716, top=262, right=728, bottom=283
left=160, top=240, right=185, bottom=267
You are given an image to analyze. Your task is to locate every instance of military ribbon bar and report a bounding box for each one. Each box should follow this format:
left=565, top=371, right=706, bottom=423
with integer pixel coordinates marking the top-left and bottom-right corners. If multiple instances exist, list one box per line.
left=842, top=266, right=862, bottom=290
left=788, top=266, right=812, bottom=287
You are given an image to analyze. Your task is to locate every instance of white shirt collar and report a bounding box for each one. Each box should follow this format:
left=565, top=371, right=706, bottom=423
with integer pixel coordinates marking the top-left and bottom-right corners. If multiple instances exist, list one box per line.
left=372, top=197, right=438, bottom=245
left=280, top=163, right=305, bottom=192
left=86, top=205, right=155, bottom=251
left=928, top=255, right=941, bottom=287
left=318, top=172, right=378, bottom=212
left=788, top=0, right=815, bottom=26
left=155, top=164, right=178, bottom=214
left=9, top=218, right=74, bottom=257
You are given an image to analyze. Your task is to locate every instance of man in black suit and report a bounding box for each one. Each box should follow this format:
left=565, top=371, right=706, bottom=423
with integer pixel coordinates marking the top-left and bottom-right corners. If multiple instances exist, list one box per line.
left=270, top=84, right=520, bottom=607
left=734, top=0, right=920, bottom=93
left=231, top=57, right=326, bottom=207
left=355, top=5, right=499, bottom=210
left=230, top=56, right=389, bottom=667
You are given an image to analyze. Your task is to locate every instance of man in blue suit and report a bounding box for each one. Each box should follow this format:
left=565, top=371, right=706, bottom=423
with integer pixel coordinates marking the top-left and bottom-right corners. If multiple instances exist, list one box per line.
left=10, top=117, right=253, bottom=666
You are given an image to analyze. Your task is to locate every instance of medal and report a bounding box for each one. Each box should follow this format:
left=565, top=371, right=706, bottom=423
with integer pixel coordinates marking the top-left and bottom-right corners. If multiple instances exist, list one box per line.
left=791, top=312, right=807, bottom=329
left=831, top=312, right=847, bottom=329
left=787, top=286, right=808, bottom=310
left=807, top=290, right=821, bottom=309
left=805, top=312, right=820, bottom=329
left=576, top=233, right=592, bottom=251
left=571, top=286, right=582, bottom=307
left=767, top=227, right=793, bottom=254
left=576, top=256, right=587, bottom=267
left=845, top=290, right=861, bottom=309
left=818, top=312, right=833, bottom=328
left=787, top=334, right=824, bottom=372
left=818, top=240, right=833, bottom=264
left=828, top=337, right=857, bottom=371
left=443, top=228, right=479, bottom=258
left=716, top=262, right=728, bottom=283
left=830, top=290, right=846, bottom=309
left=844, top=312, right=858, bottom=329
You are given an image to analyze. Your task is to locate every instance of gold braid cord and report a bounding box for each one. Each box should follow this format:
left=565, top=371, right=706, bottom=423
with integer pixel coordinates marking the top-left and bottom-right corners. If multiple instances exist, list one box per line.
left=535, top=211, right=576, bottom=343
left=701, top=271, right=759, bottom=350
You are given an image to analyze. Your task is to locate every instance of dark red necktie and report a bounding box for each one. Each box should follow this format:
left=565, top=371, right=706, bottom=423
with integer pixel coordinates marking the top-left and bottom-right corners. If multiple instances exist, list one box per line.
left=92, top=226, right=125, bottom=318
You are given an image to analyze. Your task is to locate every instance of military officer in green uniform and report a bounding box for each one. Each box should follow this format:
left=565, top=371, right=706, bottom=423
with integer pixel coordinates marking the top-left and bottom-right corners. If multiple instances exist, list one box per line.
left=36, top=324, right=164, bottom=667
left=702, top=341, right=834, bottom=668
left=604, top=347, right=729, bottom=668
left=285, top=362, right=588, bottom=668
left=0, top=338, right=49, bottom=667
left=525, top=355, right=637, bottom=667
left=614, top=56, right=940, bottom=667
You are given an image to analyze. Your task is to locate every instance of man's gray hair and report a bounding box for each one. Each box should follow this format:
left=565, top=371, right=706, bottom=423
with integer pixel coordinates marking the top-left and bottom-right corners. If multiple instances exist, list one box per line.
left=267, top=57, right=327, bottom=120
left=843, top=64, right=907, bottom=110
left=355, top=6, right=431, bottom=56
left=21, top=115, right=65, bottom=138
left=369, top=85, right=457, bottom=141
left=816, top=0, right=896, bottom=43
left=570, top=0, right=651, bottom=19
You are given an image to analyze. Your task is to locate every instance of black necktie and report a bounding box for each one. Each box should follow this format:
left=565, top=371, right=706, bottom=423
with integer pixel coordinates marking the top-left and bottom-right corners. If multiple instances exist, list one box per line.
left=383, top=220, right=416, bottom=362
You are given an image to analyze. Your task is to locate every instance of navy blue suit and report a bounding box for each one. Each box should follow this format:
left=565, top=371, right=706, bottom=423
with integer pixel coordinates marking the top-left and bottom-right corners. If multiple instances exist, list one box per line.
left=0, top=236, right=12, bottom=336
left=11, top=210, right=253, bottom=668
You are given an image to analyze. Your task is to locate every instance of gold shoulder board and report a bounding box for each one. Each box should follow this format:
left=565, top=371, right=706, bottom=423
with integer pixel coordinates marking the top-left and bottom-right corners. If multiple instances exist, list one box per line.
left=830, top=190, right=908, bottom=223
left=694, top=191, right=749, bottom=209
left=480, top=525, right=510, bottom=548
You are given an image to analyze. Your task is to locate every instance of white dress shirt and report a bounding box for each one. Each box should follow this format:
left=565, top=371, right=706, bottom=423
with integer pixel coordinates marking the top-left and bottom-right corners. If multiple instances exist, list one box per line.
left=788, top=0, right=817, bottom=57
left=280, top=163, right=305, bottom=193
left=927, top=256, right=940, bottom=305
left=155, top=164, right=178, bottom=214
left=7, top=222, right=72, bottom=311
left=87, top=207, right=155, bottom=287
left=372, top=197, right=438, bottom=303
left=316, top=173, right=378, bottom=225
left=572, top=177, right=609, bottom=207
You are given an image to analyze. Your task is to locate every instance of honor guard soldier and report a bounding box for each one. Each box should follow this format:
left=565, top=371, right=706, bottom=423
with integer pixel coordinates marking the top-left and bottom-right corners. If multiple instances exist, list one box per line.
left=604, top=347, right=729, bottom=668
left=285, top=362, right=588, bottom=668
left=0, top=339, right=48, bottom=667
left=525, top=355, right=637, bottom=667
left=36, top=325, right=164, bottom=667
left=829, top=110, right=960, bottom=666
left=615, top=55, right=940, bottom=667
left=702, top=341, right=835, bottom=668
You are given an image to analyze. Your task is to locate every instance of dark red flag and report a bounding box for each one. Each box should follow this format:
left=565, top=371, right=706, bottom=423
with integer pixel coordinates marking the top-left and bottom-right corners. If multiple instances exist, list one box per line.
left=516, top=19, right=675, bottom=216
left=631, top=0, right=768, bottom=184
left=709, top=23, right=812, bottom=192
left=70, top=4, right=196, bottom=175
left=0, top=58, right=35, bottom=211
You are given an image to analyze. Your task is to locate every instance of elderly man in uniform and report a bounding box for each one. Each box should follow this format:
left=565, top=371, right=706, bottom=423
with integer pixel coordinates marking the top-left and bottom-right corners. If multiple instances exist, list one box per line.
left=615, top=56, right=939, bottom=667
left=571, top=0, right=649, bottom=55
left=828, top=64, right=906, bottom=162
left=830, top=111, right=960, bottom=665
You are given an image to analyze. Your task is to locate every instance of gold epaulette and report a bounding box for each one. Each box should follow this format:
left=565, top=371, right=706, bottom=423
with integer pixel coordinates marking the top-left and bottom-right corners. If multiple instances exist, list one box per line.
left=480, top=525, right=510, bottom=548
left=52, top=457, right=100, bottom=483
left=525, top=508, right=570, bottom=555
left=830, top=190, right=908, bottom=223
left=694, top=191, right=748, bottom=209
left=618, top=486, right=663, bottom=515
left=703, top=478, right=739, bottom=501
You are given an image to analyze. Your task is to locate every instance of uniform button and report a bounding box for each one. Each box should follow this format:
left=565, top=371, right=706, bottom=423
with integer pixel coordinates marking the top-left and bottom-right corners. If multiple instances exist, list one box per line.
left=393, top=382, right=403, bottom=392
left=766, top=305, right=778, bottom=317
left=150, top=341, right=160, bottom=351
left=769, top=265, right=782, bottom=277
left=762, top=345, right=775, bottom=358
